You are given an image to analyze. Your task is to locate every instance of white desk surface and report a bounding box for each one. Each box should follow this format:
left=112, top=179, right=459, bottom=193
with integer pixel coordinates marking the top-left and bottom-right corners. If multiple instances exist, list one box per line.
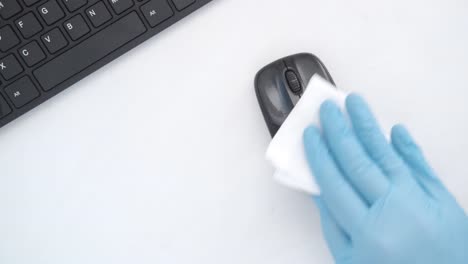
left=1, top=0, right=467, bottom=263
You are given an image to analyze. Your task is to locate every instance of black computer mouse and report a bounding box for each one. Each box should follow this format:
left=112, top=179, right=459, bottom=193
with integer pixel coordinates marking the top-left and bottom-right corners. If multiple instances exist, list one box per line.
left=255, top=53, right=335, bottom=137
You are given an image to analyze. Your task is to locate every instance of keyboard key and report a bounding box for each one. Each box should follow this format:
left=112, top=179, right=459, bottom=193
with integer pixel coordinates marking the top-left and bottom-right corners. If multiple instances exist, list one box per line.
left=62, top=0, right=87, bottom=12
left=0, top=26, right=20, bottom=52
left=86, top=2, right=112, bottom=27
left=16, top=13, right=43, bottom=39
left=24, top=0, right=42, bottom=6
left=42, top=28, right=68, bottom=54
left=23, top=0, right=42, bottom=6
left=108, top=0, right=133, bottom=14
left=0, top=0, right=22, bottom=19
left=38, top=0, right=65, bottom=25
left=19, top=41, right=46, bottom=67
left=34, top=12, right=146, bottom=91
left=4, top=76, right=40, bottom=108
left=0, top=94, right=11, bottom=118
left=64, top=14, right=90, bottom=40
left=0, top=55, right=23, bottom=80
left=171, top=0, right=195, bottom=10
left=141, top=0, right=173, bottom=27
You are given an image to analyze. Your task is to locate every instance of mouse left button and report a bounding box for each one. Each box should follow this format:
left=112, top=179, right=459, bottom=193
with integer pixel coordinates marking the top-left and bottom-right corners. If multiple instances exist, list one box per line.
left=285, top=70, right=302, bottom=94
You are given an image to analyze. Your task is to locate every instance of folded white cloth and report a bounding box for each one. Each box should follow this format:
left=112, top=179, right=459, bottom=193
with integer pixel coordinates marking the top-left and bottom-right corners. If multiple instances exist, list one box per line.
left=265, top=75, right=348, bottom=195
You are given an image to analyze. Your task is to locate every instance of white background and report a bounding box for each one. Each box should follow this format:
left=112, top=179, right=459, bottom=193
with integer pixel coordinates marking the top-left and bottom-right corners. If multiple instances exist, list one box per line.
left=1, top=0, right=467, bottom=263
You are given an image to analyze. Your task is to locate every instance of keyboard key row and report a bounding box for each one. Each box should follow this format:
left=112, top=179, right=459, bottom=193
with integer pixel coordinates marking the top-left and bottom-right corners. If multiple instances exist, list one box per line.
left=1, top=0, right=182, bottom=46
left=0, top=3, right=114, bottom=55
left=34, top=12, right=146, bottom=91
left=0, top=0, right=127, bottom=44
left=0, top=28, right=68, bottom=74
left=0, top=0, right=185, bottom=73
left=0, top=0, right=171, bottom=24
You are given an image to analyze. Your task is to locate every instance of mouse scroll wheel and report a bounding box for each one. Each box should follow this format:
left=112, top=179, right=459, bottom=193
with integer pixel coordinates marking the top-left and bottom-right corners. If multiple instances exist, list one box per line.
left=285, top=70, right=302, bottom=94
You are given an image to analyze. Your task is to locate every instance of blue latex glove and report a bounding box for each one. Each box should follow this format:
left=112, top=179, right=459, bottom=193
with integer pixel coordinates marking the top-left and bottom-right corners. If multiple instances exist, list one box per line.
left=303, top=94, right=468, bottom=264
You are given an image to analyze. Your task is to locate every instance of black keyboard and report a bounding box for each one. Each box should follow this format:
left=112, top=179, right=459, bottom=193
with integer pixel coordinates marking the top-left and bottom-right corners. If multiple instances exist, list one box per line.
left=0, top=0, right=211, bottom=128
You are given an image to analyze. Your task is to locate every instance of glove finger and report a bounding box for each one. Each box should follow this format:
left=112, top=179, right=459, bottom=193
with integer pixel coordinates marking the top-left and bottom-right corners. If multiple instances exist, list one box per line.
left=304, top=126, right=367, bottom=235
left=346, top=94, right=412, bottom=182
left=320, top=100, right=390, bottom=205
left=391, top=125, right=448, bottom=199
left=314, top=196, right=352, bottom=262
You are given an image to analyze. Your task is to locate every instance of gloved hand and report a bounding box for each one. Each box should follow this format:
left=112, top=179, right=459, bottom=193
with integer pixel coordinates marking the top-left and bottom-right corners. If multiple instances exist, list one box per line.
left=303, top=94, right=468, bottom=264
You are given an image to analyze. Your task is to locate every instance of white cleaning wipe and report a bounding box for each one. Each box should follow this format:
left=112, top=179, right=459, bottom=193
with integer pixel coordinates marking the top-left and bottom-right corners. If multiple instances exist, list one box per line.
left=265, top=75, right=348, bottom=195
